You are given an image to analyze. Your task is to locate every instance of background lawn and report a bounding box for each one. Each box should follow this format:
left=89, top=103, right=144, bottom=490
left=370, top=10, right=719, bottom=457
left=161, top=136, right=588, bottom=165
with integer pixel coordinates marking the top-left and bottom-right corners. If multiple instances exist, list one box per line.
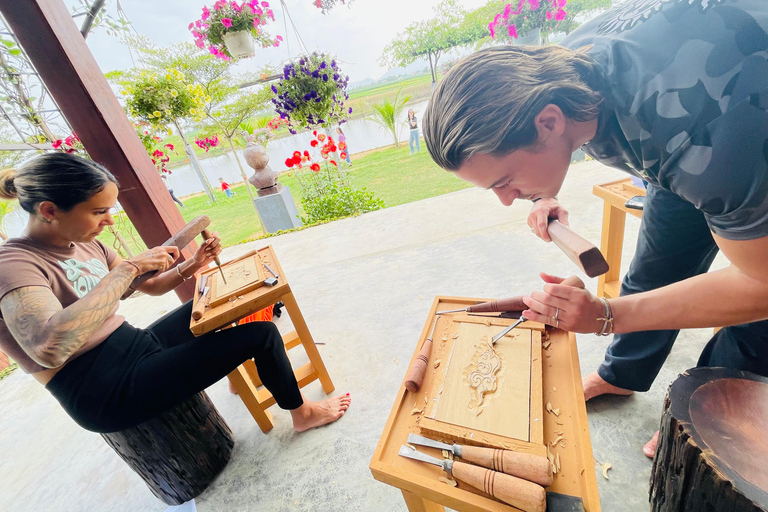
left=98, top=138, right=471, bottom=256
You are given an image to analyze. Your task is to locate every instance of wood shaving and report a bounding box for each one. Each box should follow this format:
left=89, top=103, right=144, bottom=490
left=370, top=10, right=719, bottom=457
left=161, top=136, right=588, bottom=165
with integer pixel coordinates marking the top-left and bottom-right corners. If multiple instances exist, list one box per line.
left=602, top=462, right=612, bottom=480
left=442, top=335, right=448, bottom=341
left=394, top=358, right=399, bottom=365
left=553, top=408, right=560, bottom=416
left=419, top=294, right=423, bottom=300
left=543, top=341, right=551, bottom=349
left=406, top=443, right=417, bottom=451
left=555, top=431, right=564, bottom=436
left=551, top=435, right=564, bottom=447
left=452, top=334, right=459, bottom=339
left=559, top=441, right=566, bottom=448
left=553, top=386, right=557, bottom=392
left=442, top=450, right=451, bottom=459
left=438, top=477, right=458, bottom=487
left=484, top=319, right=491, bottom=326
left=555, top=453, right=561, bottom=472
left=410, top=408, right=422, bottom=415
left=433, top=359, right=441, bottom=369
left=546, top=402, right=553, bottom=414
left=547, top=445, right=557, bottom=475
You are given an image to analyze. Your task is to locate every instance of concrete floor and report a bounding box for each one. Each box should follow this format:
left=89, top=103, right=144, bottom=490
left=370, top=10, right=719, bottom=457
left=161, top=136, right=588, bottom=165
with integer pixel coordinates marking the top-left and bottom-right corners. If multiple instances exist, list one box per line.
left=0, top=160, right=727, bottom=512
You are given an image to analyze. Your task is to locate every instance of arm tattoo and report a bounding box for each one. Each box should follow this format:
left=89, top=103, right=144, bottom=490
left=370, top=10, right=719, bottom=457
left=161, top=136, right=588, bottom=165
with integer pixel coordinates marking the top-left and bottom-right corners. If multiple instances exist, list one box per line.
left=0, top=264, right=136, bottom=368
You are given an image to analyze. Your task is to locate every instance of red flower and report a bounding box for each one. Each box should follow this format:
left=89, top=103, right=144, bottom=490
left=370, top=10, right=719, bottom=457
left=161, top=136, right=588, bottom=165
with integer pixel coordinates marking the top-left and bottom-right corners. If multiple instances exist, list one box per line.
left=285, top=158, right=294, bottom=168
left=338, top=141, right=347, bottom=150
left=310, top=140, right=318, bottom=147
left=292, top=156, right=303, bottom=167
left=52, top=139, right=63, bottom=149
left=310, top=163, right=321, bottom=172
left=293, top=151, right=301, bottom=159
left=330, top=160, right=337, bottom=166
left=303, top=150, right=310, bottom=157
left=153, top=149, right=164, bottom=158
left=340, top=152, right=347, bottom=159
left=165, top=143, right=174, bottom=150
left=317, top=133, right=326, bottom=142
left=312, top=130, right=317, bottom=136
left=65, top=148, right=77, bottom=154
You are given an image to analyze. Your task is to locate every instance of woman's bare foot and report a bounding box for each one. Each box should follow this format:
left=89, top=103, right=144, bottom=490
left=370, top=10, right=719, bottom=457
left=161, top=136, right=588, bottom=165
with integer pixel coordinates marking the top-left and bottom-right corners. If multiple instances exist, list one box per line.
left=643, top=430, right=659, bottom=458
left=290, top=393, right=351, bottom=432
left=583, top=371, right=635, bottom=401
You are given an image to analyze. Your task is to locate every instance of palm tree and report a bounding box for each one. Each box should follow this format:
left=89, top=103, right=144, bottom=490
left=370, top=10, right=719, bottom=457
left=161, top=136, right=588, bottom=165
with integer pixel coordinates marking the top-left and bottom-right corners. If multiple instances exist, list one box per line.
left=368, top=89, right=410, bottom=148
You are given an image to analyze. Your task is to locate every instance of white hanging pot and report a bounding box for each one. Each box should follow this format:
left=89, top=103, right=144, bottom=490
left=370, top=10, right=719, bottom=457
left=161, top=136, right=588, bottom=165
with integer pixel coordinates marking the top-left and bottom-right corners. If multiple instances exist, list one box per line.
left=222, top=30, right=256, bottom=59
left=515, top=28, right=542, bottom=46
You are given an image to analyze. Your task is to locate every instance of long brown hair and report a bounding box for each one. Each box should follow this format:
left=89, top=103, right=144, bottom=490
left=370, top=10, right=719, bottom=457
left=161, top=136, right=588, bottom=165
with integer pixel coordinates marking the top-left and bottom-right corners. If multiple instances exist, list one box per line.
left=423, top=45, right=604, bottom=171
left=0, top=153, right=118, bottom=214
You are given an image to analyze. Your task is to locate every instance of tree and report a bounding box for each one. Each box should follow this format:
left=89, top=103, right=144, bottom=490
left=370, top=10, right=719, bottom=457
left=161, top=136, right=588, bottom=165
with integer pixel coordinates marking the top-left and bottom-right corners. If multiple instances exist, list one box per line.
left=379, top=0, right=489, bottom=84
left=367, top=89, right=410, bottom=149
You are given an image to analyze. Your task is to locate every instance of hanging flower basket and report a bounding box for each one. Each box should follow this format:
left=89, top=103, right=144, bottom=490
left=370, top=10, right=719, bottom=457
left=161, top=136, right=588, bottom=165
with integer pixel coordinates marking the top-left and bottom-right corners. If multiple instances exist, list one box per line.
left=488, top=0, right=567, bottom=44
left=189, top=1, right=283, bottom=61
left=270, top=52, right=352, bottom=133
left=222, top=30, right=256, bottom=58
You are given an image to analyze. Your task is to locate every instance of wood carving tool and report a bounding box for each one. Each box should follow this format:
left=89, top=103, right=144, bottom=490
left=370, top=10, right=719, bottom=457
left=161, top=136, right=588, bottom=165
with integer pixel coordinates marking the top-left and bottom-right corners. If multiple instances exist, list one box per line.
left=398, top=445, right=546, bottom=512
left=262, top=262, right=279, bottom=286
left=437, top=296, right=527, bottom=315
left=201, top=228, right=226, bottom=285
left=407, top=433, right=552, bottom=486
left=124, top=215, right=213, bottom=298
left=404, top=316, right=439, bottom=393
left=191, top=286, right=210, bottom=321
left=490, top=275, right=585, bottom=343
left=546, top=220, right=609, bottom=278
left=198, top=274, right=208, bottom=295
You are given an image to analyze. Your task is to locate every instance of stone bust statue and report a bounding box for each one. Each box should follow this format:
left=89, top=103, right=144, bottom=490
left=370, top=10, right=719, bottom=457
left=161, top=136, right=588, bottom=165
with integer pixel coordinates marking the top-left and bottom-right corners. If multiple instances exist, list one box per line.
left=244, top=141, right=282, bottom=197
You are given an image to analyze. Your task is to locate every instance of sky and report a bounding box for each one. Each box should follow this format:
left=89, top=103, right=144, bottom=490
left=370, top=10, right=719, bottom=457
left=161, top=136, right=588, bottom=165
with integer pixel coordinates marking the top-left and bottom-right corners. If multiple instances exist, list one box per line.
left=76, top=0, right=491, bottom=83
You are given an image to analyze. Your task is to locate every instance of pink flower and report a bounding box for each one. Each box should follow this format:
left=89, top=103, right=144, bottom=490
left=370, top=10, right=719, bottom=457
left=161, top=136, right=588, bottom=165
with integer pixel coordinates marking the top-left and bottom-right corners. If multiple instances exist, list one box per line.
left=253, top=17, right=259, bottom=27
left=508, top=24, right=518, bottom=38
left=201, top=6, right=210, bottom=20
left=221, top=18, right=233, bottom=28
left=555, top=7, right=566, bottom=20
left=502, top=3, right=512, bottom=20
left=488, top=22, right=496, bottom=38
left=231, top=1, right=241, bottom=11
left=214, top=1, right=227, bottom=10
left=52, top=139, right=63, bottom=149
left=546, top=10, right=553, bottom=19
left=556, top=0, right=567, bottom=6
left=195, top=38, right=205, bottom=48
left=510, top=0, right=525, bottom=15
left=276, top=35, right=283, bottom=41
left=315, top=0, right=321, bottom=6
left=261, top=1, right=269, bottom=6
left=528, top=0, right=540, bottom=10
left=188, top=22, right=194, bottom=30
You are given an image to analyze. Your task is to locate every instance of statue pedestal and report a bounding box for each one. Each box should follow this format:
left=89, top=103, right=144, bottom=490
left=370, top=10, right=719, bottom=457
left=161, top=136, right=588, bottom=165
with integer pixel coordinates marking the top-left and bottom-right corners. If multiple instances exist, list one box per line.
left=253, top=186, right=303, bottom=233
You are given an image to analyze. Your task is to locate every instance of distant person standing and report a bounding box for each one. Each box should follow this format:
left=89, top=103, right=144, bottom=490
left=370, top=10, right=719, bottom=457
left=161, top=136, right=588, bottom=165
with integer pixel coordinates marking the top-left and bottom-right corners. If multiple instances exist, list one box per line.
left=160, top=174, right=184, bottom=208
left=407, top=109, right=420, bottom=154
left=218, top=178, right=234, bottom=199
left=336, top=127, right=352, bottom=165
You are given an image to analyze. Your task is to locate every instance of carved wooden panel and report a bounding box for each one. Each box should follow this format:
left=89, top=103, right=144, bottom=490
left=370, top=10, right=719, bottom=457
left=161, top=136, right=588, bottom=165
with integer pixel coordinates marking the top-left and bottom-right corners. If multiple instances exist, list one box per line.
left=209, top=255, right=266, bottom=307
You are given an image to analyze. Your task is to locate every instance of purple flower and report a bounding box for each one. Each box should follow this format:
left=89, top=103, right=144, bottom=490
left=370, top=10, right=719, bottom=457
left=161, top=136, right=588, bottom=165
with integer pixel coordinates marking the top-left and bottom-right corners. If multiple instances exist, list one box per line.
left=322, top=74, right=328, bottom=81
left=320, top=62, right=326, bottom=69
left=304, top=93, right=312, bottom=101
left=271, top=85, right=278, bottom=93
left=348, top=107, right=352, bottom=114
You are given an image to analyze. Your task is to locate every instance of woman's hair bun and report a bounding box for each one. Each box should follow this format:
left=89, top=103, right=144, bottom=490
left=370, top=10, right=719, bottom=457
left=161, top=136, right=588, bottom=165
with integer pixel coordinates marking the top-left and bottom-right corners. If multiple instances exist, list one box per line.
left=0, top=168, right=17, bottom=200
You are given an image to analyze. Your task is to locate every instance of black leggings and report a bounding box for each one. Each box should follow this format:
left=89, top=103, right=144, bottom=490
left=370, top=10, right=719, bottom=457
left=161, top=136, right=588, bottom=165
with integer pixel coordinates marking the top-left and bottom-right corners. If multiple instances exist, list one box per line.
left=46, top=300, right=303, bottom=433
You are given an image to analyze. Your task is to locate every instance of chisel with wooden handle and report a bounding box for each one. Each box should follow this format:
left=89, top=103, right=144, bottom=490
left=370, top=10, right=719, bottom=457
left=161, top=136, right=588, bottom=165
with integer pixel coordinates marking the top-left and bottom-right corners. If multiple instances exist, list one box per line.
left=398, top=445, right=546, bottom=512
left=407, top=433, right=553, bottom=486
left=436, top=296, right=528, bottom=315
left=201, top=228, right=226, bottom=284
left=191, top=286, right=210, bottom=321
left=404, top=316, right=439, bottom=393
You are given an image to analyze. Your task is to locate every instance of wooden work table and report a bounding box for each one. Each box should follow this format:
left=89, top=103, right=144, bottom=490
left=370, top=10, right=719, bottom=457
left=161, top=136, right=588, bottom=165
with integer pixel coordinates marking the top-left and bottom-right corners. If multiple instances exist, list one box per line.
left=370, top=297, right=600, bottom=512
left=593, top=178, right=646, bottom=299
left=190, top=245, right=334, bottom=432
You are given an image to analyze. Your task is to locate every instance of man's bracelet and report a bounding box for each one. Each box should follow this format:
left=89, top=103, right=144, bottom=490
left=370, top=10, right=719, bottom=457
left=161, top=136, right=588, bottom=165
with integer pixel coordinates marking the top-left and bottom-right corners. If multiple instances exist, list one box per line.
left=596, top=297, right=614, bottom=336
left=176, top=265, right=193, bottom=282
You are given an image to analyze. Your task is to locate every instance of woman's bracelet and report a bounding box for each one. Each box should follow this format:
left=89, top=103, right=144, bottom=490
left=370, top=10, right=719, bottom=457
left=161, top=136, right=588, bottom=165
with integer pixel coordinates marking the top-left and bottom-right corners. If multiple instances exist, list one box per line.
left=123, top=260, right=141, bottom=276
left=176, top=265, right=193, bottom=282
left=596, top=297, right=614, bottom=336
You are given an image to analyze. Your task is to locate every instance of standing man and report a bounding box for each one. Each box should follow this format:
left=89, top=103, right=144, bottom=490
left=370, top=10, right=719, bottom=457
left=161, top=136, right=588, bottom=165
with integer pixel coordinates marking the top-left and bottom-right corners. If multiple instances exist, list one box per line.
left=423, top=0, right=768, bottom=455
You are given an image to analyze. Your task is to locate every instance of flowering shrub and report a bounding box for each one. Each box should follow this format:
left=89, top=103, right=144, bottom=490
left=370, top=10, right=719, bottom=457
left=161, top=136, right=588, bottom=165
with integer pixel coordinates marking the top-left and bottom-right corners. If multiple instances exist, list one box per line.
left=271, top=52, right=352, bottom=132
left=195, top=135, right=220, bottom=152
left=135, top=122, right=177, bottom=172
left=52, top=133, right=85, bottom=154
left=122, top=69, right=208, bottom=127
left=189, top=1, right=283, bottom=61
left=489, top=0, right=567, bottom=41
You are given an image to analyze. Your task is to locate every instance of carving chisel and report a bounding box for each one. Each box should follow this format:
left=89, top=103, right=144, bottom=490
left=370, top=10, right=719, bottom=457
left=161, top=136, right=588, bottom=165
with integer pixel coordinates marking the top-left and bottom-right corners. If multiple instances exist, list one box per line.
left=398, top=445, right=546, bottom=512
left=437, top=296, right=527, bottom=315
left=407, top=434, right=552, bottom=486
left=404, top=316, right=439, bottom=393
left=201, top=228, right=226, bottom=284
left=191, top=286, right=210, bottom=321
left=491, top=275, right=586, bottom=343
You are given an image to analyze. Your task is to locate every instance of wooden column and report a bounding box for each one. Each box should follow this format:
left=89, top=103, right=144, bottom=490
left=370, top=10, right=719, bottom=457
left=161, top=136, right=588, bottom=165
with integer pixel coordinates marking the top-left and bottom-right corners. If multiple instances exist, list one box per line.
left=0, top=0, right=195, bottom=301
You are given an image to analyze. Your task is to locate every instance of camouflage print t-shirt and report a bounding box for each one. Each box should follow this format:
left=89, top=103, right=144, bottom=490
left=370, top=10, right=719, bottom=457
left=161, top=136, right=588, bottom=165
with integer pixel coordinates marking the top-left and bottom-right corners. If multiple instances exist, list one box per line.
left=562, top=0, right=768, bottom=240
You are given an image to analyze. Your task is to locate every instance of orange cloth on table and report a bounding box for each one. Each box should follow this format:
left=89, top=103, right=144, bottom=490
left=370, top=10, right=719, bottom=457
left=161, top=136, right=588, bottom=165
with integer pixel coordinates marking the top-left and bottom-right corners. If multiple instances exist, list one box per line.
left=238, top=305, right=274, bottom=325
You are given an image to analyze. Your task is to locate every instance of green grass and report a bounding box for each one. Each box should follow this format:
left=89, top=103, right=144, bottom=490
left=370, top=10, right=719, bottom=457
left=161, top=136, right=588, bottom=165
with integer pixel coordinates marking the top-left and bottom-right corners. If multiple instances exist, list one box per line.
left=0, top=363, right=17, bottom=381
left=99, top=139, right=471, bottom=256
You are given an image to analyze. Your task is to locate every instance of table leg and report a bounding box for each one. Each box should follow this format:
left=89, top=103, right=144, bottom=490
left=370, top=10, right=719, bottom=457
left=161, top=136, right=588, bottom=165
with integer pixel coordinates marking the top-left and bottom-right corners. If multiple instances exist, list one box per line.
left=227, top=365, right=274, bottom=432
left=597, top=204, right=627, bottom=298
left=401, top=490, right=445, bottom=512
left=281, top=292, right=335, bottom=394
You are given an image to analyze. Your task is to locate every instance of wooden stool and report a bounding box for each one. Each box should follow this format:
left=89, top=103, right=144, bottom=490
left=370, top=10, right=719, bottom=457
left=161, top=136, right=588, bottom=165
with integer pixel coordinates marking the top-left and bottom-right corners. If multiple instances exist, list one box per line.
left=650, top=367, right=768, bottom=512
left=101, top=391, right=234, bottom=506
left=592, top=178, right=645, bottom=299
left=191, top=245, right=335, bottom=433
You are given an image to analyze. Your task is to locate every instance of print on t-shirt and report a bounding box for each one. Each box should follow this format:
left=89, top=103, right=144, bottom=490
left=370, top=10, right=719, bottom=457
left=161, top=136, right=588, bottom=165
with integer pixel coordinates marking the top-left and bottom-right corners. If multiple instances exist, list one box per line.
left=58, top=258, right=110, bottom=298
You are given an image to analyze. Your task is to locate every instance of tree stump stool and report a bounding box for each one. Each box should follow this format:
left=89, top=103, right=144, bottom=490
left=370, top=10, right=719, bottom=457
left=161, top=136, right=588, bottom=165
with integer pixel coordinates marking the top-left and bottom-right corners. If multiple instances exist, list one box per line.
left=101, top=391, right=234, bottom=506
left=650, top=367, right=768, bottom=512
